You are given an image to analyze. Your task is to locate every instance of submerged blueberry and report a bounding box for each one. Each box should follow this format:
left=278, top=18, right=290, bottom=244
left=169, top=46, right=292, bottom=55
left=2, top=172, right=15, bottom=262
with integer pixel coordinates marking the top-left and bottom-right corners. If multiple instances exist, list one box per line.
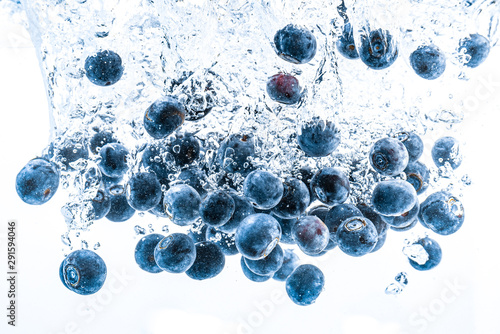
left=154, top=233, right=196, bottom=273
left=336, top=22, right=359, bottom=59
left=243, top=170, right=284, bottom=210
left=359, top=28, right=398, bottom=69
left=409, top=45, right=446, bottom=80
left=408, top=237, right=442, bottom=271
left=369, top=137, right=409, bottom=176
left=310, top=167, right=350, bottom=206
left=419, top=191, right=464, bottom=235
left=336, top=216, right=378, bottom=257
left=298, top=119, right=341, bottom=157
left=235, top=213, right=281, bottom=260
left=286, top=264, right=324, bottom=306
left=144, top=97, right=186, bottom=139
left=84, top=50, right=124, bottom=86
left=135, top=234, right=164, bottom=273
left=371, top=179, right=417, bottom=216
left=186, top=241, right=225, bottom=280
left=266, top=73, right=302, bottom=104
left=274, top=24, right=317, bottom=64
left=16, top=158, right=60, bottom=205
left=431, top=136, right=462, bottom=170
left=217, top=133, right=256, bottom=176
left=60, top=250, right=106, bottom=295
left=459, top=33, right=490, bottom=68
left=163, top=184, right=201, bottom=226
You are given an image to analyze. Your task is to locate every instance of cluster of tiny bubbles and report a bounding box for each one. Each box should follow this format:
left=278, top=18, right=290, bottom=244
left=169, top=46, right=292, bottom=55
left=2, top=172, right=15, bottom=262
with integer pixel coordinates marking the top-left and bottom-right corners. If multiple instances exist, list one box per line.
left=403, top=234, right=430, bottom=266
left=385, top=272, right=409, bottom=296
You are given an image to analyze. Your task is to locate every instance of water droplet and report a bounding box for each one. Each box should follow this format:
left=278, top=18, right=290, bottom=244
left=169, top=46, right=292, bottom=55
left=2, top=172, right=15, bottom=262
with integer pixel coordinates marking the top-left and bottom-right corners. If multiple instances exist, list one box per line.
left=134, top=225, right=146, bottom=235
left=403, top=243, right=429, bottom=265
left=81, top=240, right=88, bottom=249
left=61, top=233, right=71, bottom=247
left=162, top=225, right=169, bottom=233
left=385, top=283, right=402, bottom=295
left=93, top=242, right=101, bottom=250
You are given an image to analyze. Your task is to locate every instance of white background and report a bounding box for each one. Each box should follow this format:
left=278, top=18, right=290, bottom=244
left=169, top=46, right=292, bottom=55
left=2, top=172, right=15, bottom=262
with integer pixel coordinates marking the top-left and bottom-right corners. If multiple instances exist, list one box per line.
left=1, top=5, right=500, bottom=334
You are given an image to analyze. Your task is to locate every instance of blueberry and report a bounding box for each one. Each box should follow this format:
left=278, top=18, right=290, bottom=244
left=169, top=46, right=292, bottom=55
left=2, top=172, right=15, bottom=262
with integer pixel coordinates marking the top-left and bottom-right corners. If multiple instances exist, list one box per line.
left=126, top=172, right=162, bottom=211
left=89, top=130, right=116, bottom=155
left=134, top=233, right=164, bottom=273
left=168, top=133, right=200, bottom=166
left=272, top=178, right=310, bottom=219
left=218, top=133, right=256, bottom=176
left=419, top=191, right=464, bottom=235
left=310, top=167, right=350, bottom=206
left=272, top=214, right=296, bottom=245
left=298, top=119, right=341, bottom=157
left=274, top=24, right=317, bottom=64
left=459, top=33, right=490, bottom=68
left=336, top=22, right=359, bottom=59
left=336, top=216, right=378, bottom=257
left=163, top=184, right=201, bottom=226
left=307, top=205, right=330, bottom=222
left=431, top=136, right=462, bottom=169
left=273, top=249, right=300, bottom=282
left=324, top=204, right=363, bottom=242
left=154, top=233, right=196, bottom=274
left=356, top=203, right=388, bottom=253
left=200, top=190, right=235, bottom=227
left=244, top=244, right=284, bottom=276
left=84, top=50, right=124, bottom=86
left=178, top=166, right=210, bottom=198
left=266, top=73, right=302, bottom=104
left=404, top=161, right=430, bottom=195
left=286, top=264, right=324, bottom=306
left=394, top=131, right=423, bottom=163
left=408, top=237, right=442, bottom=271
left=292, top=216, right=330, bottom=255
left=142, top=143, right=174, bottom=185
left=16, top=158, right=59, bottom=205
left=217, top=192, right=255, bottom=233
left=149, top=191, right=169, bottom=218
left=106, top=186, right=136, bottom=222
left=240, top=256, right=272, bottom=282
left=144, top=96, right=186, bottom=139
left=243, top=170, right=284, bottom=210
left=186, top=241, right=225, bottom=280
left=98, top=143, right=129, bottom=178
left=359, top=28, right=398, bottom=70
left=369, top=137, right=409, bottom=176
left=381, top=200, right=420, bottom=228
left=235, top=213, right=281, bottom=260
left=297, top=165, right=315, bottom=199
left=371, top=179, right=417, bottom=216
left=409, top=45, right=446, bottom=80
left=188, top=222, right=208, bottom=243
left=58, top=143, right=89, bottom=170
left=59, top=250, right=106, bottom=295
left=390, top=218, right=417, bottom=232
left=92, top=189, right=111, bottom=220
left=205, top=227, right=239, bottom=256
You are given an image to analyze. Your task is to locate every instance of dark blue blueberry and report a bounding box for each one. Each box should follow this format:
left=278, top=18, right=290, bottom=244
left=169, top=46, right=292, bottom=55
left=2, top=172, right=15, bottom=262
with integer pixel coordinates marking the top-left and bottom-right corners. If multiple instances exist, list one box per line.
left=178, top=166, right=210, bottom=198
left=272, top=214, right=296, bottom=245
left=126, top=172, right=162, bottom=211
left=297, top=165, right=315, bottom=200
left=167, top=133, right=200, bottom=166
left=419, top=191, right=464, bottom=235
left=144, top=97, right=186, bottom=139
left=244, top=244, right=284, bottom=276
left=58, top=143, right=89, bottom=170
left=381, top=200, right=420, bottom=228
left=307, top=205, right=330, bottom=222
left=298, top=119, right=341, bottom=158
left=218, top=133, right=256, bottom=176
left=286, top=264, right=324, bottom=306
left=154, top=233, right=196, bottom=273
left=272, top=178, right=310, bottom=219
left=186, top=241, right=225, bottom=280
left=142, top=143, right=174, bottom=185
left=16, top=158, right=59, bottom=205
left=91, top=189, right=111, bottom=220
left=390, top=216, right=418, bottom=232
left=359, top=28, right=398, bottom=70
left=59, top=250, right=106, bottom=295
left=84, top=50, right=124, bottom=86
left=356, top=203, right=388, bottom=253
left=409, top=45, right=446, bottom=80
left=310, top=167, right=350, bottom=206
left=274, top=24, right=317, bottom=64
left=205, top=226, right=239, bottom=256
left=163, top=184, right=201, bottom=226
left=240, top=256, right=272, bottom=282
left=324, top=204, right=363, bottom=242
left=134, top=233, right=164, bottom=273
left=235, top=213, right=281, bottom=260
left=106, top=186, right=136, bottom=222
left=200, top=190, right=235, bottom=227
left=408, top=237, right=442, bottom=271
left=371, top=179, right=417, bottom=216
left=273, top=249, right=300, bottom=282
left=336, top=22, right=359, bottom=59
left=459, top=34, right=490, bottom=68
left=336, top=216, right=378, bottom=257
left=98, top=143, right=129, bottom=178
left=404, top=161, right=430, bottom=195
left=217, top=192, right=255, bottom=233
left=149, top=191, right=169, bottom=218
left=188, top=222, right=208, bottom=243
left=266, top=73, right=302, bottom=104
left=369, top=137, right=409, bottom=176
left=431, top=136, right=462, bottom=169
left=370, top=231, right=387, bottom=253
left=89, top=130, right=116, bottom=155
left=292, top=216, right=330, bottom=255
left=243, top=170, right=284, bottom=210
left=394, top=132, right=424, bottom=163
left=101, top=173, right=124, bottom=191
